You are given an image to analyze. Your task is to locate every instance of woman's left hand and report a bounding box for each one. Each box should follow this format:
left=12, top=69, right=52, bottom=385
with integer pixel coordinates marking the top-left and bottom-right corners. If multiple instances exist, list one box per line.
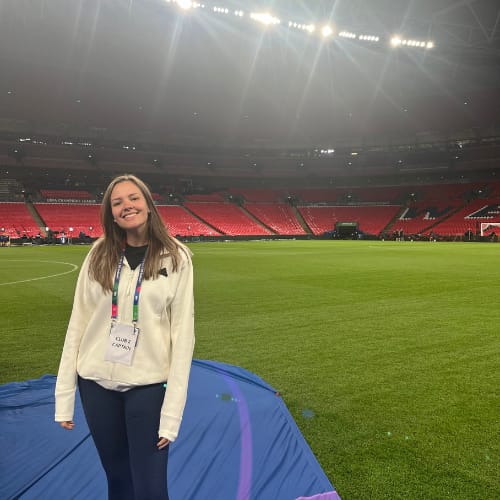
left=157, top=437, right=170, bottom=450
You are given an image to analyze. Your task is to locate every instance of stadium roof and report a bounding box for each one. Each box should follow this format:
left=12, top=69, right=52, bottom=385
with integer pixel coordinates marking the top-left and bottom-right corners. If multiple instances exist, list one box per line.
left=0, top=0, right=499, bottom=146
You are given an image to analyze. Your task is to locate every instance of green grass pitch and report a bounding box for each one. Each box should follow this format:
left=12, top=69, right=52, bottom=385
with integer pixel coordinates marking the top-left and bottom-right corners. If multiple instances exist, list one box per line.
left=0, top=240, right=498, bottom=499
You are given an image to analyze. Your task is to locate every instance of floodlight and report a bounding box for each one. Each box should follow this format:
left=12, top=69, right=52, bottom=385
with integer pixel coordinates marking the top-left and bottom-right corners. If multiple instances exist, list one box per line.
left=250, top=12, right=280, bottom=25
left=288, top=21, right=315, bottom=33
left=390, top=37, right=402, bottom=47
left=359, top=34, right=379, bottom=42
left=426, top=41, right=434, bottom=49
left=177, top=0, right=192, bottom=9
left=321, top=25, right=333, bottom=37
left=339, top=31, right=356, bottom=39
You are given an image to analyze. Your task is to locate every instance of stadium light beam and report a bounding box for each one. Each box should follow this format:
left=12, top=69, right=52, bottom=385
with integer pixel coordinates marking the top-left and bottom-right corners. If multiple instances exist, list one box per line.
left=250, top=12, right=280, bottom=26
left=339, top=31, right=356, bottom=39
left=289, top=21, right=315, bottom=33
left=391, top=35, right=434, bottom=49
left=165, top=0, right=204, bottom=10
left=359, top=34, right=379, bottom=42
left=163, top=1, right=435, bottom=51
left=321, top=25, right=334, bottom=38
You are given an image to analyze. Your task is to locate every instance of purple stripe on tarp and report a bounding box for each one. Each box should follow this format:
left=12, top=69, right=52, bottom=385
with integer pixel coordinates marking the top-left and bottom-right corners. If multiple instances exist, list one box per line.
left=296, top=492, right=342, bottom=500
left=222, top=373, right=253, bottom=500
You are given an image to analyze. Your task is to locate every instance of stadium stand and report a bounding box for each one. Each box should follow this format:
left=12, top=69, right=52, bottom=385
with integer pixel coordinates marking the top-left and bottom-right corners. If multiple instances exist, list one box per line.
left=431, top=198, right=500, bottom=236
left=395, top=200, right=464, bottom=236
left=298, top=205, right=401, bottom=236
left=244, top=203, right=306, bottom=235
left=185, top=202, right=272, bottom=235
left=156, top=205, right=221, bottom=236
left=34, top=203, right=102, bottom=238
left=2, top=180, right=499, bottom=240
left=0, top=202, right=40, bottom=237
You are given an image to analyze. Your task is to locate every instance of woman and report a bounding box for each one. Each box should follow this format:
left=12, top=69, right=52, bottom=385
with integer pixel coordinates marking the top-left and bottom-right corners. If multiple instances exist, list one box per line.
left=55, top=174, right=195, bottom=500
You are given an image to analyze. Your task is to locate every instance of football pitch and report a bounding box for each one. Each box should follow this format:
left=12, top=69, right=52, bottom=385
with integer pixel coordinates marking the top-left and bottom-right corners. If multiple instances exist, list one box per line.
left=0, top=240, right=498, bottom=499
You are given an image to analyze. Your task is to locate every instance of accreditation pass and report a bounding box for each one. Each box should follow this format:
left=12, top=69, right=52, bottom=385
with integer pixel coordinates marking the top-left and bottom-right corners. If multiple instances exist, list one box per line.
left=104, top=322, right=139, bottom=366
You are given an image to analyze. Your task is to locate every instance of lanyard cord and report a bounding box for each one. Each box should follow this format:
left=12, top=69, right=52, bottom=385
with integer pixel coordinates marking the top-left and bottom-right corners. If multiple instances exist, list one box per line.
left=111, top=250, right=147, bottom=324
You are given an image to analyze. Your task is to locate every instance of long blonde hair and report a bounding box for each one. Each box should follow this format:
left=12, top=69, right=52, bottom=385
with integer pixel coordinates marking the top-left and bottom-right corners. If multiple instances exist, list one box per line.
left=89, top=174, right=181, bottom=291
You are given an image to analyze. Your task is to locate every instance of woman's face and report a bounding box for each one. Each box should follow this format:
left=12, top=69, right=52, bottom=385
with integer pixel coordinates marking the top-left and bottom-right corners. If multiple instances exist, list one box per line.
left=110, top=181, right=149, bottom=236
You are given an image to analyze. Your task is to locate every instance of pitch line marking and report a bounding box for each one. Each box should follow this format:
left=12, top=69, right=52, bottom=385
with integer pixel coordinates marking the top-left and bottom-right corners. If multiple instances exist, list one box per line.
left=0, top=260, right=79, bottom=286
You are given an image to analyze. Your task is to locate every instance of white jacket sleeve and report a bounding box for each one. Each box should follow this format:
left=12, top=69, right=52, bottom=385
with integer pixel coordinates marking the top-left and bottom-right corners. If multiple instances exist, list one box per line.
left=54, top=253, right=93, bottom=422
left=158, top=248, right=195, bottom=441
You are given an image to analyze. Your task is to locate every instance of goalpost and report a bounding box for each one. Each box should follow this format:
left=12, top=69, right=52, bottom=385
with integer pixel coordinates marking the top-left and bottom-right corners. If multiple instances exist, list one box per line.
left=480, top=222, right=500, bottom=236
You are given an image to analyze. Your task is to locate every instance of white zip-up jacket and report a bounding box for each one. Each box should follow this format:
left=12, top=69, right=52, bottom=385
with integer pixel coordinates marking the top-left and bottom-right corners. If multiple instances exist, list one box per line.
left=55, top=244, right=195, bottom=442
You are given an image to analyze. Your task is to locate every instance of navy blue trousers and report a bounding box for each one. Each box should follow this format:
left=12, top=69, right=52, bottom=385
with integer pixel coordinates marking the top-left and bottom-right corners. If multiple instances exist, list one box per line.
left=78, top=377, right=169, bottom=500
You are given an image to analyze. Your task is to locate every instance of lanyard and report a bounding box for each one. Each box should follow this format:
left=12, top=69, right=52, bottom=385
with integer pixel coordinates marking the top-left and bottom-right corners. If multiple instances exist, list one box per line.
left=111, top=251, right=146, bottom=324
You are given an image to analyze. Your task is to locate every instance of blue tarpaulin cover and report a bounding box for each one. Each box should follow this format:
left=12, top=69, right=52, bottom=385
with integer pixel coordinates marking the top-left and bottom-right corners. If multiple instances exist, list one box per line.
left=0, top=360, right=340, bottom=500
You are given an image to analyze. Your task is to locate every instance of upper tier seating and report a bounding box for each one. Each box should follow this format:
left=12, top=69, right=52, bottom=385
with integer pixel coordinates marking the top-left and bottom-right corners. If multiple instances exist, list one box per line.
left=0, top=202, right=40, bottom=237
left=185, top=202, right=272, bottom=235
left=34, top=203, right=102, bottom=237
left=244, top=203, right=306, bottom=235
left=156, top=205, right=221, bottom=236
left=299, top=205, right=401, bottom=236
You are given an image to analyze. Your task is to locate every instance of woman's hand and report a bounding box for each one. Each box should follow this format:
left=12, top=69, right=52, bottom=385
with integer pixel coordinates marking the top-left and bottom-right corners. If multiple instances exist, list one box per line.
left=60, top=421, right=74, bottom=430
left=157, top=437, right=170, bottom=450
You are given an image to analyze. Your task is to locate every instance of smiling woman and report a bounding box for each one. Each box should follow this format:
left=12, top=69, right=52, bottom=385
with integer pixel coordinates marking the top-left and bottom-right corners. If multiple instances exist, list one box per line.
left=110, top=180, right=150, bottom=246
left=55, top=173, right=195, bottom=500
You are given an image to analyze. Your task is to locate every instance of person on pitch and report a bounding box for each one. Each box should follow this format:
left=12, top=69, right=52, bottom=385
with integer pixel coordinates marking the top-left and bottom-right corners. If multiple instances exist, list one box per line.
left=55, top=174, right=195, bottom=500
